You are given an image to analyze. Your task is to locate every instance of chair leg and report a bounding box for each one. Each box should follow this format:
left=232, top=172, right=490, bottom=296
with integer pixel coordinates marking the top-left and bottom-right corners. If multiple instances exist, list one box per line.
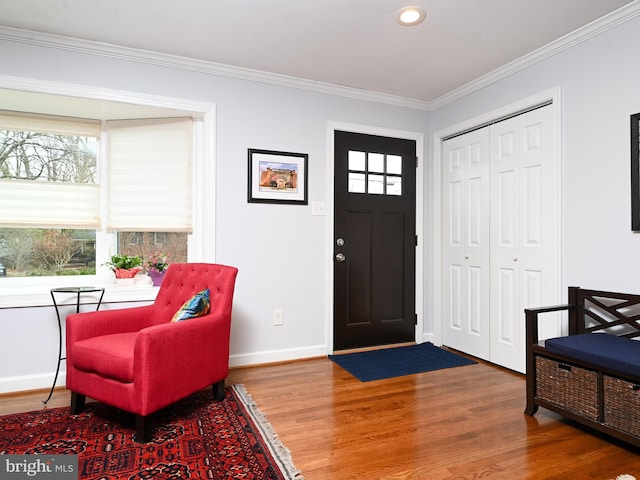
left=213, top=380, right=226, bottom=401
left=70, top=392, right=86, bottom=414
left=135, top=415, right=152, bottom=443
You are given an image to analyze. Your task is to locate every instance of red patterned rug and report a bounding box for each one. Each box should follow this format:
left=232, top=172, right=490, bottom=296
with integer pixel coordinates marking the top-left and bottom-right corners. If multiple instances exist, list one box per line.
left=0, top=385, right=303, bottom=479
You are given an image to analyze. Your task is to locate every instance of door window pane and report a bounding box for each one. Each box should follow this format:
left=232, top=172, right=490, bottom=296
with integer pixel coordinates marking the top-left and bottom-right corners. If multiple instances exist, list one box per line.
left=348, top=172, right=366, bottom=193
left=386, top=176, right=402, bottom=196
left=368, top=174, right=385, bottom=194
left=348, top=151, right=365, bottom=171
left=369, top=153, right=384, bottom=173
left=387, top=155, right=402, bottom=175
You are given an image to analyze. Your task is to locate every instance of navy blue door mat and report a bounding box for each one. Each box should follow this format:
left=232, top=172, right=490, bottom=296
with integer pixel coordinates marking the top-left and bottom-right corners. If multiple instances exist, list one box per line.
left=329, top=342, right=477, bottom=382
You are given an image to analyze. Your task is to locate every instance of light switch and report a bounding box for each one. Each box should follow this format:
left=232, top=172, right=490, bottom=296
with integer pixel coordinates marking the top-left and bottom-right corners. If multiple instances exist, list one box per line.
left=311, top=201, right=325, bottom=216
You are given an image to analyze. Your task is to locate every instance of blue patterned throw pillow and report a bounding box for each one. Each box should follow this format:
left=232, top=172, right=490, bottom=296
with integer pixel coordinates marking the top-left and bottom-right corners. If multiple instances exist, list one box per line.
left=171, top=288, right=211, bottom=322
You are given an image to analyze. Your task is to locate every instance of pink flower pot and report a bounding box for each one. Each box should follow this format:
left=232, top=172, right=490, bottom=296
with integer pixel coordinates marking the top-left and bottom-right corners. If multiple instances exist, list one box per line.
left=148, top=269, right=166, bottom=286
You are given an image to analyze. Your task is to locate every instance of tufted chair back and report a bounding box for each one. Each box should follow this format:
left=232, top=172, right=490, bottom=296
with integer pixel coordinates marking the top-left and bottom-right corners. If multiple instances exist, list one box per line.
left=153, top=263, right=238, bottom=323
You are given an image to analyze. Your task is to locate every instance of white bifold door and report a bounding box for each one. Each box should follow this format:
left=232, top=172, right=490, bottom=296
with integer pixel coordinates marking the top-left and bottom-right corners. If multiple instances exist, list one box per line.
left=442, top=105, right=559, bottom=373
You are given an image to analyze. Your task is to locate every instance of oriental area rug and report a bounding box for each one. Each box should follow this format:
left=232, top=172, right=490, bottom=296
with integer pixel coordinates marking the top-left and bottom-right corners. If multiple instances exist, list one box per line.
left=0, top=385, right=303, bottom=480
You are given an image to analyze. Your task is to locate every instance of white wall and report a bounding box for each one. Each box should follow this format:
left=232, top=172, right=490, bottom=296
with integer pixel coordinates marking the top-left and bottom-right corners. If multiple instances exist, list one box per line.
left=0, top=35, right=429, bottom=393
left=3, top=10, right=640, bottom=393
left=0, top=294, right=155, bottom=393
left=424, top=12, right=640, bottom=336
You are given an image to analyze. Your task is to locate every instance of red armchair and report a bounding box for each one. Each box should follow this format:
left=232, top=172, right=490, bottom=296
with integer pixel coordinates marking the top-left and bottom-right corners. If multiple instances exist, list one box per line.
left=65, top=263, right=238, bottom=442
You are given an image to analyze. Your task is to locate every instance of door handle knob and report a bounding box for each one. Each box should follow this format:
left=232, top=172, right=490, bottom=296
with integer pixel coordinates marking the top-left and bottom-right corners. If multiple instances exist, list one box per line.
left=336, top=253, right=346, bottom=263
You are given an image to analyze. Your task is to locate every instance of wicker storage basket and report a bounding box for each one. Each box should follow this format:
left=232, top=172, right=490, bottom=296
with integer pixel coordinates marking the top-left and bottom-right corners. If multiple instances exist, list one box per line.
left=535, top=356, right=599, bottom=421
left=603, top=375, right=640, bottom=438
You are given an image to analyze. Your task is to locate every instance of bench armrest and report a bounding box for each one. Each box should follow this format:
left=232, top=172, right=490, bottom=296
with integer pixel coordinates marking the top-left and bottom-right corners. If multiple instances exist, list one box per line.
left=525, top=304, right=573, bottom=315
left=525, top=303, right=575, bottom=345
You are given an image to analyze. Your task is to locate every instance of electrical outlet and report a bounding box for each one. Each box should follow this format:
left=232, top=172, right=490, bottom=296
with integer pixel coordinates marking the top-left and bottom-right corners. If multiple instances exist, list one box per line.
left=273, top=309, right=284, bottom=326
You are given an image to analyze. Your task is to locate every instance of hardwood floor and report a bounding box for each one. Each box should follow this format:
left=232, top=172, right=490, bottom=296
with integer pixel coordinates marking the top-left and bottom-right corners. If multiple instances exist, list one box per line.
left=2, top=355, right=639, bottom=479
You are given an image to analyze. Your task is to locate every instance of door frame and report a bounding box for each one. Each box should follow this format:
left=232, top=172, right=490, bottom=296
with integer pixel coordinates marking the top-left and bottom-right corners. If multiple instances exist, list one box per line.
left=326, top=122, right=425, bottom=354
left=431, top=86, right=563, bottom=347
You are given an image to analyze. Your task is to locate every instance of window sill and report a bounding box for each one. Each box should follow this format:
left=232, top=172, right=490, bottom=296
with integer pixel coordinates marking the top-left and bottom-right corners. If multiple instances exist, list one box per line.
left=0, top=284, right=159, bottom=309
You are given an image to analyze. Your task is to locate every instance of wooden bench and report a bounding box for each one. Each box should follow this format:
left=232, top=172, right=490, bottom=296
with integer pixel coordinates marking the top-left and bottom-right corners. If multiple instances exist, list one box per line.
left=525, top=286, right=640, bottom=448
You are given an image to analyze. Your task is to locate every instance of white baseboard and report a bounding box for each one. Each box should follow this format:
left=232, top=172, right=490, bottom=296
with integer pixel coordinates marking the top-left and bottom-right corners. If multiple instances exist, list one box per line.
left=229, top=344, right=328, bottom=367
left=420, top=332, right=437, bottom=345
left=0, top=372, right=65, bottom=395
left=0, top=346, right=329, bottom=395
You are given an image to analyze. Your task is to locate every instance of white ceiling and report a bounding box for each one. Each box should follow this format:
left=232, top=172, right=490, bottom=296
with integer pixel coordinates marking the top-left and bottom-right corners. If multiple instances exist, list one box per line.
left=0, top=0, right=636, bottom=103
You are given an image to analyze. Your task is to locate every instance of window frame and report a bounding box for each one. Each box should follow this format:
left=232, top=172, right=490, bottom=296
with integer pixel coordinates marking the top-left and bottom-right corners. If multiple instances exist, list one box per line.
left=0, top=78, right=216, bottom=294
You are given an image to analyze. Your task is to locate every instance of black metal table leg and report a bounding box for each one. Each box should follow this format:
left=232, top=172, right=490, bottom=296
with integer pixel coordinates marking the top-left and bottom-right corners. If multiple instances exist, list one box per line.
left=44, top=287, right=105, bottom=404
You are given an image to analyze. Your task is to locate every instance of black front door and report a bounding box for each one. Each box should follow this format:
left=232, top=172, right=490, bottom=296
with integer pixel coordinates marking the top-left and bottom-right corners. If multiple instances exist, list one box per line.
left=333, top=130, right=416, bottom=351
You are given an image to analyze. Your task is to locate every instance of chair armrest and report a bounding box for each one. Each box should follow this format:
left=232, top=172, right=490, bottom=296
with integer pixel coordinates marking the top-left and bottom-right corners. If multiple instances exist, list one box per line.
left=133, top=312, right=232, bottom=407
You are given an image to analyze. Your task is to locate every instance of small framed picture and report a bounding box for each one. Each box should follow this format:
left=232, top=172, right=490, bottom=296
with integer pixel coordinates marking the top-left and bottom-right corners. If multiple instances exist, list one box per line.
left=247, top=149, right=308, bottom=205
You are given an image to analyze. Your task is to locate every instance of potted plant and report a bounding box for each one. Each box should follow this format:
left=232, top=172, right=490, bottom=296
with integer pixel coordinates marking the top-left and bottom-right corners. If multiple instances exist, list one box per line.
left=145, top=251, right=170, bottom=286
left=104, top=254, right=143, bottom=284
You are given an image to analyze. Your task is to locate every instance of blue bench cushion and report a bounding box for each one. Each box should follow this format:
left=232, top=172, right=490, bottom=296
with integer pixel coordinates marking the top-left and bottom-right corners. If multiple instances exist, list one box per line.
left=544, top=333, right=640, bottom=378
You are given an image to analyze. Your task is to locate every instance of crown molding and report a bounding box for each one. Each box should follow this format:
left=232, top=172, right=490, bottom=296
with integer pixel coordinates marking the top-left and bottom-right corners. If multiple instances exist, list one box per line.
left=430, top=0, right=640, bottom=109
left=1, top=1, right=639, bottom=113
left=0, top=25, right=432, bottom=111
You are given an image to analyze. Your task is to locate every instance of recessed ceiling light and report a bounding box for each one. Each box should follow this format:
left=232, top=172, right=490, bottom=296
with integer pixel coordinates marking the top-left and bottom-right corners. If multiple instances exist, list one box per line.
left=395, top=6, right=426, bottom=26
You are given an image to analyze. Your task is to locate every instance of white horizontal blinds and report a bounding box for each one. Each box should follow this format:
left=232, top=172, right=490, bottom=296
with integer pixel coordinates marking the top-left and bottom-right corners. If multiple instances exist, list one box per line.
left=0, top=179, right=100, bottom=228
left=0, top=110, right=101, bottom=228
left=0, top=110, right=101, bottom=137
left=106, top=117, right=193, bottom=232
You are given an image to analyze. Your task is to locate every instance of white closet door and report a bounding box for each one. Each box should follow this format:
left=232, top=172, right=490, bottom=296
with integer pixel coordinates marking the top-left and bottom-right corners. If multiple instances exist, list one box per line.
left=489, top=105, right=557, bottom=373
left=442, top=127, right=491, bottom=360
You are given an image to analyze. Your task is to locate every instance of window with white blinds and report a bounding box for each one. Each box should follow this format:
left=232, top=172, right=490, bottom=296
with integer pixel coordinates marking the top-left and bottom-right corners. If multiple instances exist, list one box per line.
left=0, top=111, right=101, bottom=228
left=106, top=118, right=193, bottom=232
left=0, top=103, right=199, bottom=281
left=0, top=113, right=193, bottom=231
left=0, top=180, right=101, bottom=228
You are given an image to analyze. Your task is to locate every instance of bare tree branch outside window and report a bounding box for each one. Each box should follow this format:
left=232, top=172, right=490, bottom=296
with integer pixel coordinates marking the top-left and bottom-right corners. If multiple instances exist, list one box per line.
left=0, top=130, right=97, bottom=183
left=0, top=129, right=98, bottom=277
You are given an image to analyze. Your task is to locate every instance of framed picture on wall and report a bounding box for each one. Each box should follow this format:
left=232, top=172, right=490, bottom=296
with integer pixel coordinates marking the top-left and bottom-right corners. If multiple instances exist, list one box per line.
left=247, top=148, right=308, bottom=205
left=631, top=113, right=640, bottom=230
